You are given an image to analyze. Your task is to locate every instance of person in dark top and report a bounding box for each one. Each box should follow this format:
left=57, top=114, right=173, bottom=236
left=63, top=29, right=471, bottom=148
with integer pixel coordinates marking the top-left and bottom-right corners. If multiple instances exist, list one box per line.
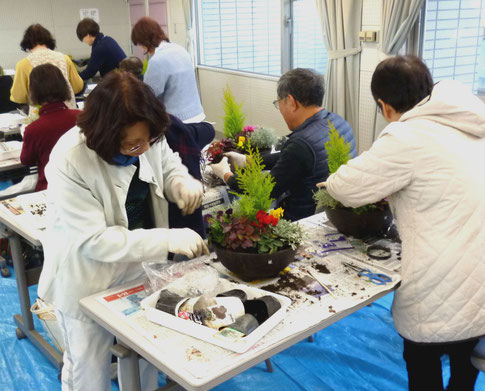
left=0, top=66, right=22, bottom=113
left=20, top=64, right=80, bottom=191
left=76, top=18, right=126, bottom=80
left=211, top=68, right=357, bottom=221
left=165, top=115, right=215, bottom=237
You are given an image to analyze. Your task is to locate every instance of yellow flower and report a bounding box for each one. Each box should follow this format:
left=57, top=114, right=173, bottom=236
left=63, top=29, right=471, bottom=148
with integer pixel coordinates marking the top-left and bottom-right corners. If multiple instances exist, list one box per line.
left=269, top=207, right=284, bottom=218
left=238, top=136, right=245, bottom=147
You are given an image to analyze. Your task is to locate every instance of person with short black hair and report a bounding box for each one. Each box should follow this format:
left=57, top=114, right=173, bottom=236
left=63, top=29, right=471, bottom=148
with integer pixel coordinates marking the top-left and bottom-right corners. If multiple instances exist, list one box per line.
left=10, top=24, right=83, bottom=114
left=131, top=16, right=204, bottom=122
left=119, top=56, right=144, bottom=80
left=20, top=64, right=80, bottom=191
left=211, top=68, right=356, bottom=221
left=324, top=55, right=485, bottom=390
left=76, top=18, right=126, bottom=80
left=38, top=71, right=208, bottom=390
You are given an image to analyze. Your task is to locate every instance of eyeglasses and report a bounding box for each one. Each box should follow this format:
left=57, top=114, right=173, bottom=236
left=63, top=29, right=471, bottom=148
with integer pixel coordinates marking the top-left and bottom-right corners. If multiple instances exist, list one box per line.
left=377, top=104, right=382, bottom=114
left=122, top=137, right=159, bottom=153
left=273, top=98, right=280, bottom=110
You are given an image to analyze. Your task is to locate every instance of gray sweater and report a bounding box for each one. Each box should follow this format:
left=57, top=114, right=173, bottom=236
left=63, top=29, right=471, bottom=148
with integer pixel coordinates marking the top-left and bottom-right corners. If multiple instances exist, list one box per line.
left=144, top=41, right=204, bottom=121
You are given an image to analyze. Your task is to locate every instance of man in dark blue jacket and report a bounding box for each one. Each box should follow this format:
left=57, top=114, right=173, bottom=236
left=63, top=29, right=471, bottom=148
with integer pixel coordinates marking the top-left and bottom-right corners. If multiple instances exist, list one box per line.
left=76, top=18, right=126, bottom=80
left=211, top=68, right=356, bottom=221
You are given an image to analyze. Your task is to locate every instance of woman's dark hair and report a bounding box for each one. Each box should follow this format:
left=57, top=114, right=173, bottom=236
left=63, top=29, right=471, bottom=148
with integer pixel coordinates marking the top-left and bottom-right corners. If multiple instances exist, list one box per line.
left=371, top=55, right=434, bottom=113
left=131, top=17, right=169, bottom=52
left=20, top=24, right=56, bottom=51
left=29, top=64, right=71, bottom=105
left=119, top=56, right=144, bottom=77
left=76, top=18, right=100, bottom=41
left=277, top=68, right=325, bottom=107
left=78, top=71, right=170, bottom=164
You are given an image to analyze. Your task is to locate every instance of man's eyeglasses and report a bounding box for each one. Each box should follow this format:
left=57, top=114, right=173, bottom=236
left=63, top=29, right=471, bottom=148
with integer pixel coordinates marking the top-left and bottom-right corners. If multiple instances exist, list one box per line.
left=123, top=137, right=159, bottom=153
left=377, top=104, right=382, bottom=114
left=273, top=98, right=280, bottom=110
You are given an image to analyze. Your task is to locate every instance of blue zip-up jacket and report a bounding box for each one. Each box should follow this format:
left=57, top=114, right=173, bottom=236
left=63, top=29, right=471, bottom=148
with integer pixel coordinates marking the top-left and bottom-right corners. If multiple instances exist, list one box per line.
left=79, top=33, right=126, bottom=80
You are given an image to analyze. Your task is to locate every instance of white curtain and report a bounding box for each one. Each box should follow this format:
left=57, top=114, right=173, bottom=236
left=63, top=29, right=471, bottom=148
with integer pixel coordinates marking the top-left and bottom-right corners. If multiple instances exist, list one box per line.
left=182, top=0, right=195, bottom=64
left=371, top=0, right=425, bottom=142
left=315, top=0, right=362, bottom=139
left=381, top=0, right=425, bottom=55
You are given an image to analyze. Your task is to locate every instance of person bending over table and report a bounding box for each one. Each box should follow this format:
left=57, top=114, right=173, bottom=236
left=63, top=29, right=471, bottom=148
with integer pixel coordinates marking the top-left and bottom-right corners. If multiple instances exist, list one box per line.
left=76, top=18, right=126, bottom=81
left=322, top=55, right=485, bottom=391
left=20, top=64, right=81, bottom=191
left=131, top=17, right=205, bottom=123
left=38, top=72, right=209, bottom=391
left=10, top=24, right=83, bottom=115
left=165, top=115, right=215, bottom=238
left=211, top=68, right=356, bottom=222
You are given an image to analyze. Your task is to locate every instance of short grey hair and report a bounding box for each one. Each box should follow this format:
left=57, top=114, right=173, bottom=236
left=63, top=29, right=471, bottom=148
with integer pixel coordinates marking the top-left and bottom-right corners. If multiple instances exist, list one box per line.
left=277, top=68, right=325, bottom=107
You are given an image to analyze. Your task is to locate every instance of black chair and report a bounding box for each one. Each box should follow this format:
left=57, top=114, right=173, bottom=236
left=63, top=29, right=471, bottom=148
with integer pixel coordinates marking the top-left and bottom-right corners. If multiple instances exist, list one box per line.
left=0, top=75, right=22, bottom=114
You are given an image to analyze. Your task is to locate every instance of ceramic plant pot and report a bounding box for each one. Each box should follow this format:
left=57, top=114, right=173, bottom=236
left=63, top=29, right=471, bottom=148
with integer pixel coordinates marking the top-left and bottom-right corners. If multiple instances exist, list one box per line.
left=324, top=205, right=393, bottom=239
left=214, top=246, right=297, bottom=281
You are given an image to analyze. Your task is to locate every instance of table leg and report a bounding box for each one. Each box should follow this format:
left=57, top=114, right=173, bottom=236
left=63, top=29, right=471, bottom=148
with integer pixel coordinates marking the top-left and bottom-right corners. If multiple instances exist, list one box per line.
left=112, top=343, right=142, bottom=391
left=9, top=231, right=62, bottom=370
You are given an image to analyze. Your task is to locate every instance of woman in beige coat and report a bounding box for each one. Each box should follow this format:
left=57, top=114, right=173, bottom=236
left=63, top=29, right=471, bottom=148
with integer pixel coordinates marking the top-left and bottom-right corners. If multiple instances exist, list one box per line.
left=324, top=56, right=485, bottom=391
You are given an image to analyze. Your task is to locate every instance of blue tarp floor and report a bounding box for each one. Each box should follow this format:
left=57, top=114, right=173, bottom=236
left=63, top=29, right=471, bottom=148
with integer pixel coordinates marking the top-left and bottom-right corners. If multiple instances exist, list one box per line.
left=0, top=265, right=483, bottom=391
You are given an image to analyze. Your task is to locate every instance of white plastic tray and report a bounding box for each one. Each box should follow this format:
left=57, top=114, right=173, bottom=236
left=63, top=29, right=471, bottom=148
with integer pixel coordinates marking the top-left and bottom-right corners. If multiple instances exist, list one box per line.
left=141, top=284, right=291, bottom=353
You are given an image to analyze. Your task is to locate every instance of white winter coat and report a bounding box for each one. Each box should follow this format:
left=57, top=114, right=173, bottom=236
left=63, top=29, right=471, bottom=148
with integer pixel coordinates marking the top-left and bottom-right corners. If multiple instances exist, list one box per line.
left=327, top=80, right=485, bottom=343
left=38, top=127, right=192, bottom=321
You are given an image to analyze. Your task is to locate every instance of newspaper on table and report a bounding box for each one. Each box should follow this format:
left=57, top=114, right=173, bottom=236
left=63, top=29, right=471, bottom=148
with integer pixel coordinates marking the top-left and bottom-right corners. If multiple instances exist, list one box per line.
left=298, top=212, right=402, bottom=273
left=95, top=217, right=401, bottom=381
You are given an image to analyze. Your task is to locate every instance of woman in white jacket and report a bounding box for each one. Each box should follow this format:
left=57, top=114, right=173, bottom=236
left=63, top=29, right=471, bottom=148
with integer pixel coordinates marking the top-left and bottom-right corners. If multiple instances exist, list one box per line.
left=38, top=72, right=209, bottom=391
left=324, top=56, right=485, bottom=390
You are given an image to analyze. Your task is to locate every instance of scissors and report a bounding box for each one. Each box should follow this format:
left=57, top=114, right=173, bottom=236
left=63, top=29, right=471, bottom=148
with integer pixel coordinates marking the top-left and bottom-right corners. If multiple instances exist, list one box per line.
left=342, top=262, right=392, bottom=285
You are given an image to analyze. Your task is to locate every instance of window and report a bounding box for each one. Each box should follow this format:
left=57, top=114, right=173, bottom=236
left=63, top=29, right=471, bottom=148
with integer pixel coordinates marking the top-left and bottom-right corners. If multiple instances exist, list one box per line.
left=196, top=0, right=327, bottom=76
left=292, top=0, right=328, bottom=74
left=422, top=0, right=485, bottom=94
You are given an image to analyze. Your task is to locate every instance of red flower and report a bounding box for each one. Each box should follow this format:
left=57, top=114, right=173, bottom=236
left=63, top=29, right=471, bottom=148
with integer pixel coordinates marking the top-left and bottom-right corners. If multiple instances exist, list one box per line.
left=256, top=210, right=267, bottom=223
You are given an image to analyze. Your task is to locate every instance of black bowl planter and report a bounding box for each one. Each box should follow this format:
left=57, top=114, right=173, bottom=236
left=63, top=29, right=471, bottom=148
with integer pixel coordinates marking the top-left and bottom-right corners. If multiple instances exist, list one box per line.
left=324, top=205, right=393, bottom=239
left=214, top=246, right=297, bottom=282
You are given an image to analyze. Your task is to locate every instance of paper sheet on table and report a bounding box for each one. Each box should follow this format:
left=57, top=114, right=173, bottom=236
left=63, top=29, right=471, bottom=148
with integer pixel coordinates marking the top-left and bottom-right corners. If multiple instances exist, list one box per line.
left=0, top=192, right=48, bottom=234
left=0, top=113, right=24, bottom=129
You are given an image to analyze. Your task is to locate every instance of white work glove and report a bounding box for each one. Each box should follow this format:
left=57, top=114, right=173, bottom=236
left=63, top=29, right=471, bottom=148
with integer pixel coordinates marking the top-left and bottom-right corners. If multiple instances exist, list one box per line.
left=168, top=228, right=210, bottom=258
left=171, top=176, right=203, bottom=216
left=210, top=157, right=232, bottom=181
left=225, top=151, right=247, bottom=168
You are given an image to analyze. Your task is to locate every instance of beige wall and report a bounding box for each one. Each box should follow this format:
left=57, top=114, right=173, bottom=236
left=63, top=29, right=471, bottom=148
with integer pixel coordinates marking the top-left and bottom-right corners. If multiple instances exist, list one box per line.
left=0, top=0, right=131, bottom=69
left=198, top=67, right=289, bottom=138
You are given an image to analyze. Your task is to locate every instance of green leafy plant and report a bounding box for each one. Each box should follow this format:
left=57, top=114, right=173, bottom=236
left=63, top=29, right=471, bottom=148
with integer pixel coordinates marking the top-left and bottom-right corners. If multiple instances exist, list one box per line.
left=248, top=126, right=278, bottom=150
left=232, top=143, right=275, bottom=220
left=206, top=146, right=304, bottom=254
left=313, top=120, right=386, bottom=214
left=325, top=120, right=351, bottom=174
left=222, top=85, right=246, bottom=140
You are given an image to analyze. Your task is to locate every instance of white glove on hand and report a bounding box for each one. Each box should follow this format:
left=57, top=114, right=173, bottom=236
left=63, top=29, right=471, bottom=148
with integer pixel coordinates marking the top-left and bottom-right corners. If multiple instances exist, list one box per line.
left=168, top=228, right=210, bottom=258
left=171, top=177, right=203, bottom=216
left=210, top=157, right=231, bottom=181
left=225, top=151, right=247, bottom=168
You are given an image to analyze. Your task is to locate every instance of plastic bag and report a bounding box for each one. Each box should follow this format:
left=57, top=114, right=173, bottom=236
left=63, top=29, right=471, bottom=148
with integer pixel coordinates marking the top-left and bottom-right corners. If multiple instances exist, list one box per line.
left=142, top=258, right=219, bottom=297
